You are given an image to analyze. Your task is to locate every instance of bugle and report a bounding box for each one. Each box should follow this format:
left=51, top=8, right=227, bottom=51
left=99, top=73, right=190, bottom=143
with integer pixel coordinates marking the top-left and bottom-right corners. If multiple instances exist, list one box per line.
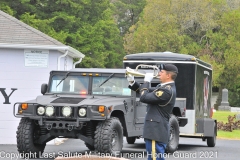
left=125, top=64, right=159, bottom=78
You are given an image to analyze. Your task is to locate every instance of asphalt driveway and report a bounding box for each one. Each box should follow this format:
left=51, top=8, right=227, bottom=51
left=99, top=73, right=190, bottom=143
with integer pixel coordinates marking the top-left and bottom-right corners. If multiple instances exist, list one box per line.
left=0, top=137, right=239, bottom=160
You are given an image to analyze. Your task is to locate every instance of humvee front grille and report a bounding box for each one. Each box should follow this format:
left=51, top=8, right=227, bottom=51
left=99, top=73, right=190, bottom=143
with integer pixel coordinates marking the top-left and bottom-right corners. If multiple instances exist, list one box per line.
left=51, top=97, right=85, bottom=104
left=55, top=106, right=61, bottom=117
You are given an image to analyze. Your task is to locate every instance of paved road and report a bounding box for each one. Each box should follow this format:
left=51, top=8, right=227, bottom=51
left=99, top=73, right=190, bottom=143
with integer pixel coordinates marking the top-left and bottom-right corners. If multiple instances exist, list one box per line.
left=0, top=137, right=239, bottom=160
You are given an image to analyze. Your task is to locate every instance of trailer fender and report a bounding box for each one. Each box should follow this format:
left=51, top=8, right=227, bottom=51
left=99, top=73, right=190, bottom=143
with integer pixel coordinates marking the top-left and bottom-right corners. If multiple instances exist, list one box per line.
left=203, top=119, right=216, bottom=137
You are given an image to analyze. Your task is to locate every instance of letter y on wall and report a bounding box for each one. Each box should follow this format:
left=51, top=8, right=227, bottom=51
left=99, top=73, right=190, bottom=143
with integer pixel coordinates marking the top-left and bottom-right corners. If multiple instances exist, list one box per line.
left=0, top=88, right=17, bottom=104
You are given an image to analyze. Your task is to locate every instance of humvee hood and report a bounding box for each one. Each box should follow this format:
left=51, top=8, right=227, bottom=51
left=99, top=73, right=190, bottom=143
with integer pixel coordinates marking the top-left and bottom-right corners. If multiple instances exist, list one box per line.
left=32, top=95, right=123, bottom=106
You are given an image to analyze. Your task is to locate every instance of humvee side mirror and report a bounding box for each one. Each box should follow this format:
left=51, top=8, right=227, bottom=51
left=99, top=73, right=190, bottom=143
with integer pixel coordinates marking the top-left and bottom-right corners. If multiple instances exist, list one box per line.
left=41, top=83, right=48, bottom=95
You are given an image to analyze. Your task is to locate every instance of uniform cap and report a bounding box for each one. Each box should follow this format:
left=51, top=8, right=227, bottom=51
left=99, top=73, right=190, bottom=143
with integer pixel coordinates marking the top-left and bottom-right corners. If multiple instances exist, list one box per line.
left=160, top=64, right=178, bottom=73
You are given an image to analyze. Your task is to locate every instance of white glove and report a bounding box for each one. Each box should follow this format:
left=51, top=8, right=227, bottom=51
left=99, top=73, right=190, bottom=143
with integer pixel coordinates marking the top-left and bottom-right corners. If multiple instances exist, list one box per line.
left=127, top=74, right=134, bottom=82
left=144, top=73, right=154, bottom=82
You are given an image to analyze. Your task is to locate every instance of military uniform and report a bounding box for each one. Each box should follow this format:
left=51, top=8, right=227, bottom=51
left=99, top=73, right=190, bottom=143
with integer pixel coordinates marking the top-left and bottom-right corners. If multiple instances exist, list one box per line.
left=127, top=63, right=178, bottom=160
left=129, top=81, right=176, bottom=144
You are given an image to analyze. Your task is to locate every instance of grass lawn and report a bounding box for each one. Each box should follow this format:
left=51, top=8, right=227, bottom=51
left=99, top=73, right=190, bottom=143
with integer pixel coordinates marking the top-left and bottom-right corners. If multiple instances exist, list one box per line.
left=212, top=111, right=240, bottom=140
left=216, top=130, right=240, bottom=140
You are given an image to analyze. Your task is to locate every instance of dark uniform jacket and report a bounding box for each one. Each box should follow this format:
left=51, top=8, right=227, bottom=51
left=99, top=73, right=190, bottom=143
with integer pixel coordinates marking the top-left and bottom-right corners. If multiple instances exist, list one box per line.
left=129, top=81, right=176, bottom=144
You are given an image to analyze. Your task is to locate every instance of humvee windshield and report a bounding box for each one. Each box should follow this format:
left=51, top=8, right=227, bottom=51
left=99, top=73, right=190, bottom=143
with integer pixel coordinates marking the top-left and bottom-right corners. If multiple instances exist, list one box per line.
left=50, top=75, right=89, bottom=94
left=92, top=76, right=131, bottom=96
left=49, top=75, right=131, bottom=96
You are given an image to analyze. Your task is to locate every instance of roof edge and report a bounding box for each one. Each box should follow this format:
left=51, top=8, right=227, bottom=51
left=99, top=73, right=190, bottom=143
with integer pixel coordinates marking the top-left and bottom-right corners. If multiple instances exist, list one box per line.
left=0, top=10, right=63, bottom=45
left=0, top=43, right=85, bottom=58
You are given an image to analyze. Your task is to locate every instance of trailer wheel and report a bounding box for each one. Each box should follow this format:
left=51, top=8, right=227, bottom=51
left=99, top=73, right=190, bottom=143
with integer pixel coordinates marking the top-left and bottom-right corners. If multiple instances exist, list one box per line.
left=94, top=117, right=123, bottom=156
left=207, top=122, right=216, bottom=147
left=16, top=118, right=46, bottom=158
left=126, top=137, right=136, bottom=144
left=166, top=115, right=179, bottom=153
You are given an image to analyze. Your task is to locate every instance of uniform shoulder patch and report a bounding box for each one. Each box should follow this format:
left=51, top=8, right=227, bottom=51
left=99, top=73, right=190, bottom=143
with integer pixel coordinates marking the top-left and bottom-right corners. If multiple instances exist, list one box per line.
left=155, top=90, right=163, bottom=97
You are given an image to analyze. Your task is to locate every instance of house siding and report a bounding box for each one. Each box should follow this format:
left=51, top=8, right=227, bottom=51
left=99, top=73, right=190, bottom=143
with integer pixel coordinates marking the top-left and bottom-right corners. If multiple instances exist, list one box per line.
left=0, top=48, right=73, bottom=144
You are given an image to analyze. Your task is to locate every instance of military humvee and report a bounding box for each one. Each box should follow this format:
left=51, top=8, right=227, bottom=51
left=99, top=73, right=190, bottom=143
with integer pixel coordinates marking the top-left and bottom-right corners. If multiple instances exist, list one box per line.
left=14, top=52, right=216, bottom=157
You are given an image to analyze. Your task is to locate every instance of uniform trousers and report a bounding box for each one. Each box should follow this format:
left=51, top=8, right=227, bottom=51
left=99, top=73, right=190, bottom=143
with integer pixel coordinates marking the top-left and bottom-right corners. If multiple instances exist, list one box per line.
left=145, top=139, right=167, bottom=160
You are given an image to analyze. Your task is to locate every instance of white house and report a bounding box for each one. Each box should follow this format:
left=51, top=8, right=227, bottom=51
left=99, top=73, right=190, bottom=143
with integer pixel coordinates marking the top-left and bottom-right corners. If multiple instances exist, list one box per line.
left=0, top=10, right=85, bottom=144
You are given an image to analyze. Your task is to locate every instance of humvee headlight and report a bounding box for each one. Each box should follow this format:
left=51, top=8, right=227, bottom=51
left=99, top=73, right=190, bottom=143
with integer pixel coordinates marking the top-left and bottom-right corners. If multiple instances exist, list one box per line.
left=45, top=105, right=54, bottom=116
left=37, top=106, right=45, bottom=115
left=79, top=108, right=86, bottom=117
left=62, top=106, right=72, bottom=117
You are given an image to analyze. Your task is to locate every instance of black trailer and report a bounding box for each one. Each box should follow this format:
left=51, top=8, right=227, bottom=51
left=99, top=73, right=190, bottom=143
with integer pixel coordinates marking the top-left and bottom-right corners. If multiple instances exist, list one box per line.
left=123, top=52, right=217, bottom=150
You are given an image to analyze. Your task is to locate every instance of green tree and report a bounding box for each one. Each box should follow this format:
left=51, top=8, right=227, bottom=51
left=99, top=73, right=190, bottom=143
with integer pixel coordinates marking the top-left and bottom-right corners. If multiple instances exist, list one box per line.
left=0, top=1, right=14, bottom=15
left=124, top=0, right=186, bottom=53
left=111, top=0, right=146, bottom=35
left=205, top=10, right=240, bottom=88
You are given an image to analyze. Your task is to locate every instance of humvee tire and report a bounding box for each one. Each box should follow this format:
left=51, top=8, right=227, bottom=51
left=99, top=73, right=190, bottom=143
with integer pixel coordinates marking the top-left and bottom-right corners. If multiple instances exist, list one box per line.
left=94, top=117, right=123, bottom=155
left=16, top=118, right=46, bottom=158
left=166, top=115, right=179, bottom=153
left=126, top=137, right=136, bottom=144
left=207, top=122, right=216, bottom=147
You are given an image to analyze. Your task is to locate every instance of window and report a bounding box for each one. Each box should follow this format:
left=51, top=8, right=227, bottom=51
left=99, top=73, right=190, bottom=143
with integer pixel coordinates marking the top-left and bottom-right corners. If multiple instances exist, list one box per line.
left=92, top=76, right=131, bottom=96
left=50, top=75, right=89, bottom=94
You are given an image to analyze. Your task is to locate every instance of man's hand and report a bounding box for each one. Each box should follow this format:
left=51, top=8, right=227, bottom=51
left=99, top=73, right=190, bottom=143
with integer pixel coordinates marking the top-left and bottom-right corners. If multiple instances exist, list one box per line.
left=144, top=73, right=154, bottom=82
left=126, top=74, right=134, bottom=83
